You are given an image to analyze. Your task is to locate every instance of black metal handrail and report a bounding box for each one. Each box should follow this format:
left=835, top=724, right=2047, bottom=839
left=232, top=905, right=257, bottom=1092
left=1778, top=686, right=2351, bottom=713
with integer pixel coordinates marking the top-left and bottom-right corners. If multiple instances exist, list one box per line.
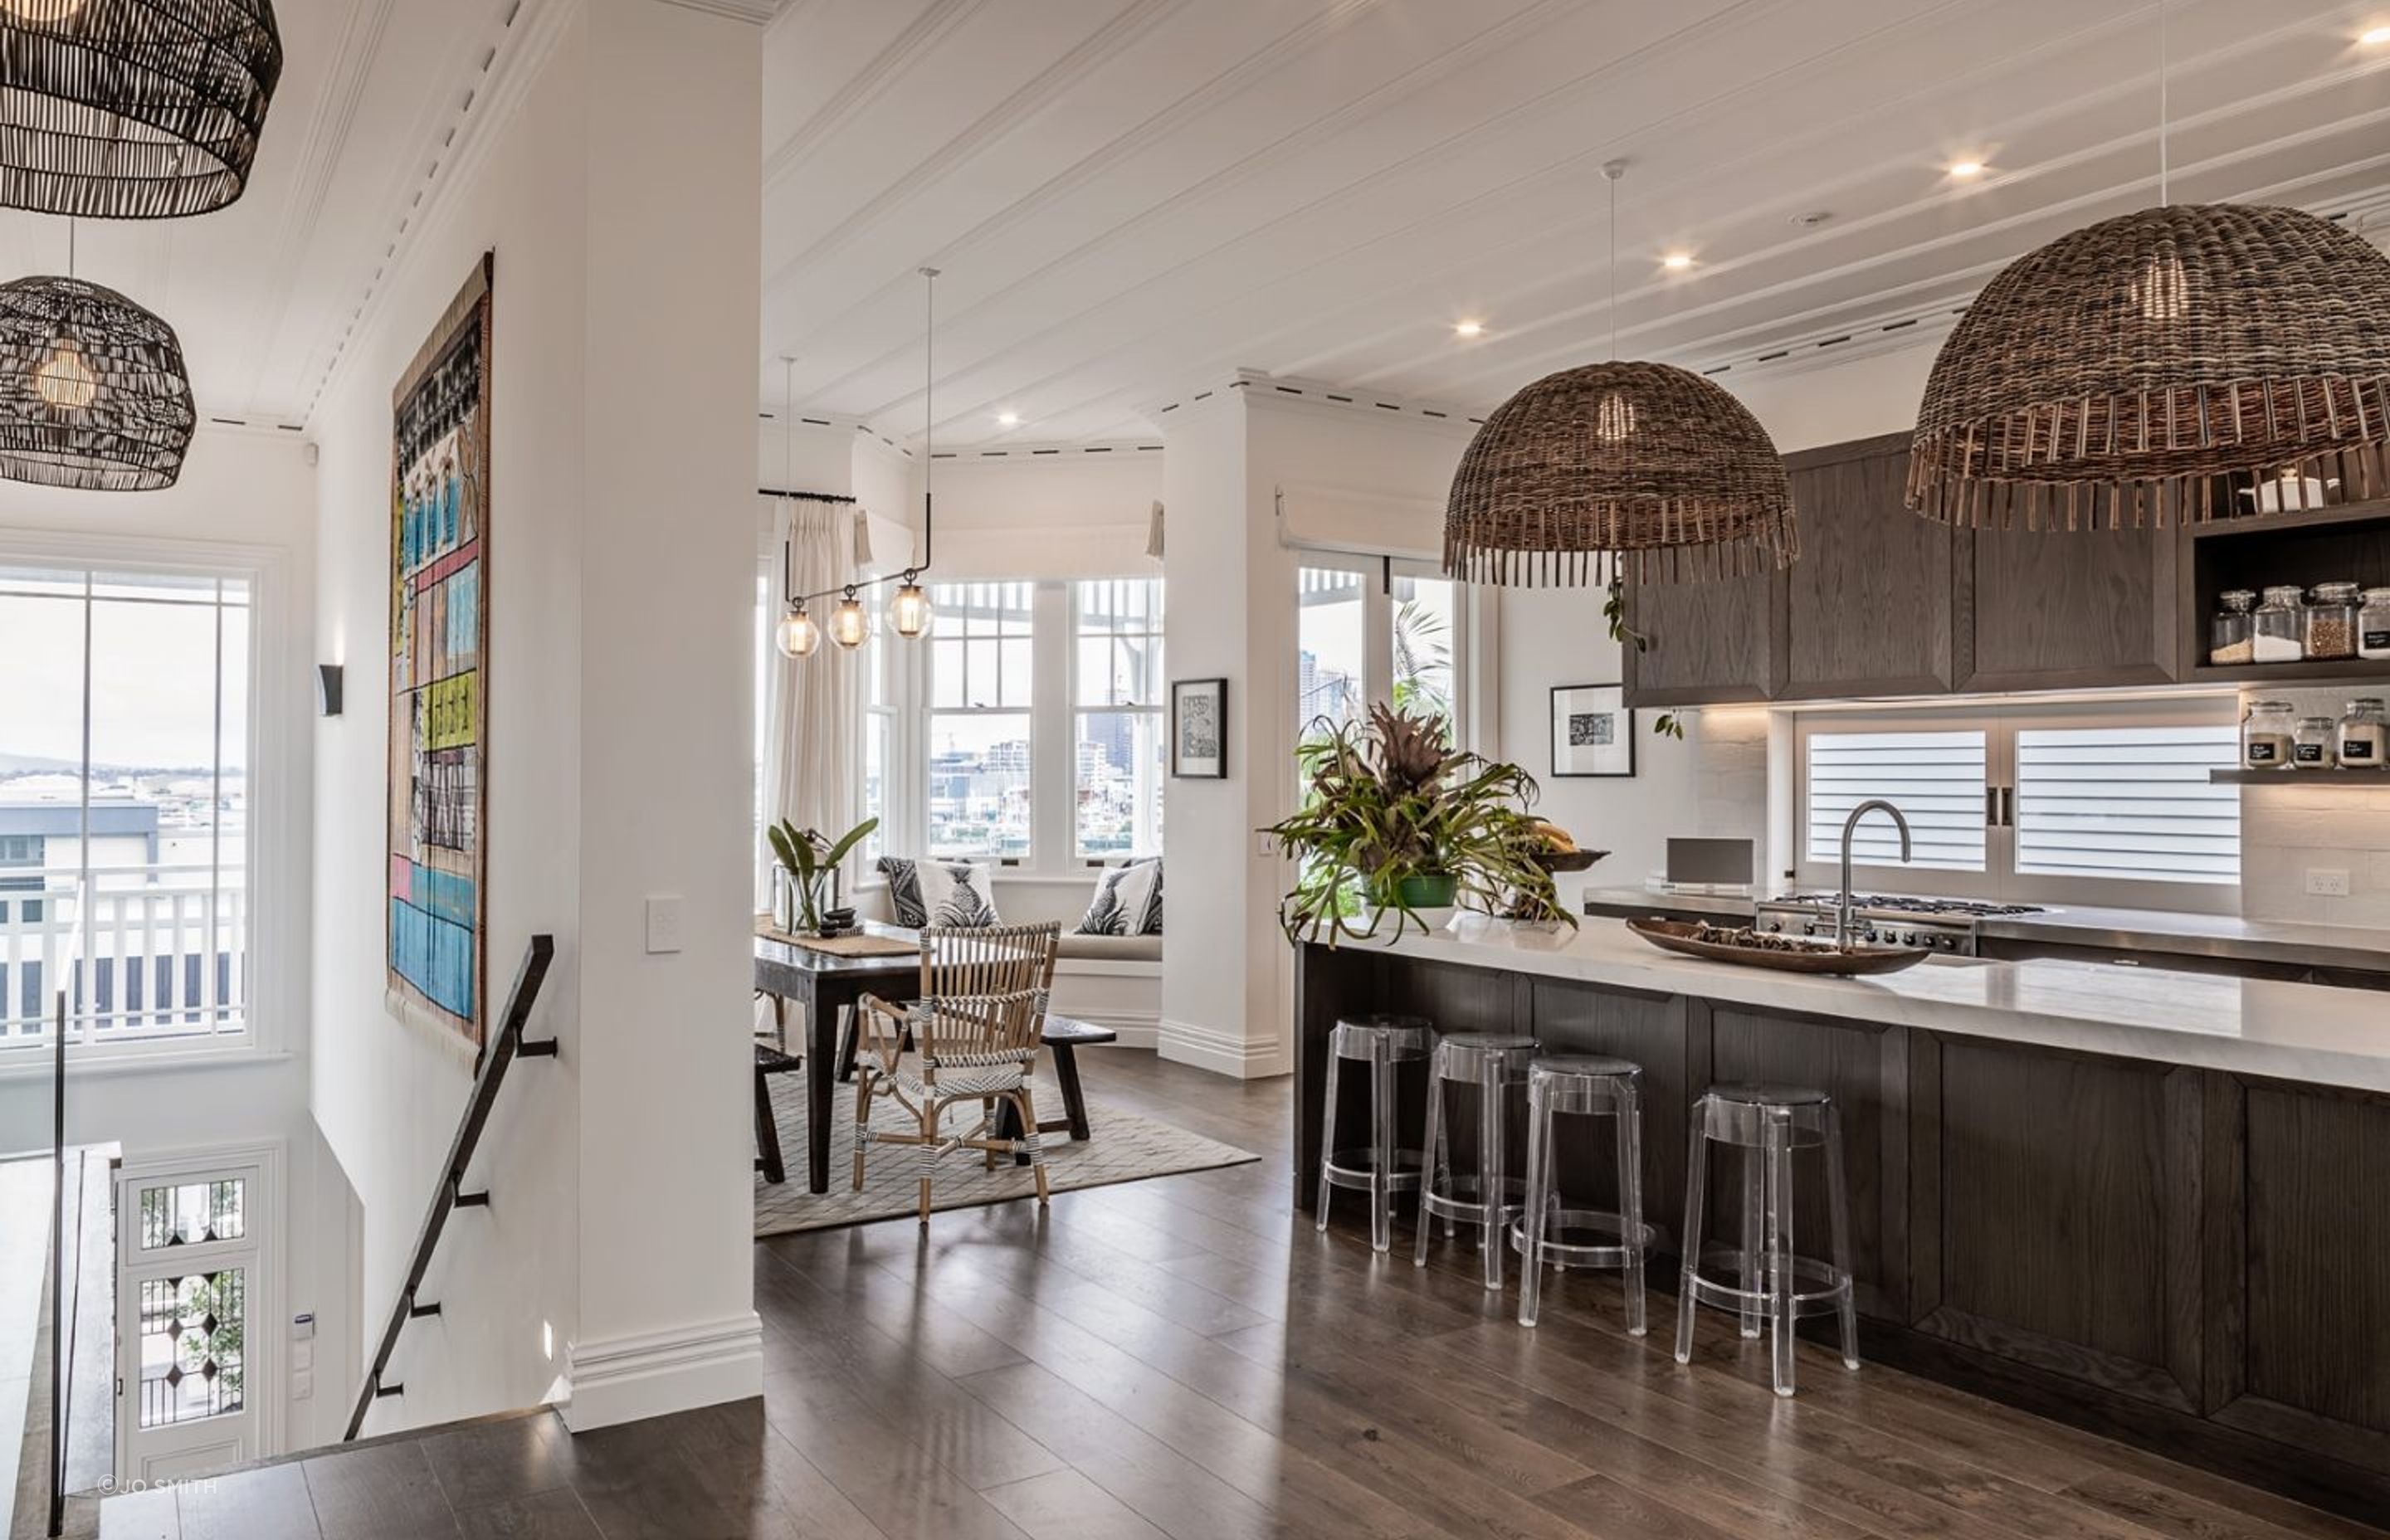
left=344, top=934, right=556, bottom=1441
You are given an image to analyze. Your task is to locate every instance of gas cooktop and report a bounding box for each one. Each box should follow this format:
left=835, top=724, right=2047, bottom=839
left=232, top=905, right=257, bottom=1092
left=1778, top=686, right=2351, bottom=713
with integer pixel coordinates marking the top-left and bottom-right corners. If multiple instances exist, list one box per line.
left=1767, top=894, right=2046, bottom=919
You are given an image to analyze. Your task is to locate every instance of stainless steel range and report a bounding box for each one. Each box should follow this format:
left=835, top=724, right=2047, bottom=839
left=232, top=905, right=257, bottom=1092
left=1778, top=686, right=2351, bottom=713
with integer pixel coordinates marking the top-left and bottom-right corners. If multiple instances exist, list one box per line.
left=1751, top=894, right=2046, bottom=955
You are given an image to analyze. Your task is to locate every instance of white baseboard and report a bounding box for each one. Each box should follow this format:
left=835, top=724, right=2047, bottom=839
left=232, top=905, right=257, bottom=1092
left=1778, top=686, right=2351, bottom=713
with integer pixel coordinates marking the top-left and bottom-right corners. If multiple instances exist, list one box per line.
left=1158, top=1017, right=1285, bottom=1079
left=1080, top=1011, right=1158, bottom=1050
left=560, top=1311, right=763, bottom=1432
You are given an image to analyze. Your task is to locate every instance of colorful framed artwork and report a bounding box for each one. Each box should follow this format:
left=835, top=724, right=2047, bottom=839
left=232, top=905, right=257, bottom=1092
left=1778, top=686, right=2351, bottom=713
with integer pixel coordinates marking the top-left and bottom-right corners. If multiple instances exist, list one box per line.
left=387, top=255, right=493, bottom=1050
left=1550, top=683, right=1635, bottom=778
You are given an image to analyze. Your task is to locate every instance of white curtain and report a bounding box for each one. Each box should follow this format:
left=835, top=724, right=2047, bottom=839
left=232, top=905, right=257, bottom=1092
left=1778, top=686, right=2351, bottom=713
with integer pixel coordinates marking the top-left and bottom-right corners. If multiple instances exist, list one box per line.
left=762, top=498, right=859, bottom=851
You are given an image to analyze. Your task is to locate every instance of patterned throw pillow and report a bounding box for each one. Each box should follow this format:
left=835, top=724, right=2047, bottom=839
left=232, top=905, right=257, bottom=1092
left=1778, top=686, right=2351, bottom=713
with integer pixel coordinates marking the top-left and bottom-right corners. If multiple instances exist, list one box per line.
left=918, top=860, right=1001, bottom=928
left=876, top=857, right=928, bottom=927
left=878, top=856, right=1002, bottom=928
left=1075, top=858, right=1163, bottom=936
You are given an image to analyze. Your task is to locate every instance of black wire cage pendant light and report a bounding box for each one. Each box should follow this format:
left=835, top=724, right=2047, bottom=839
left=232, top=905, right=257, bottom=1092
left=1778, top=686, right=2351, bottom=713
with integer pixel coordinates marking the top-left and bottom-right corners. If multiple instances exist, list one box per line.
left=0, top=272, right=194, bottom=489
left=0, top=0, right=284, bottom=219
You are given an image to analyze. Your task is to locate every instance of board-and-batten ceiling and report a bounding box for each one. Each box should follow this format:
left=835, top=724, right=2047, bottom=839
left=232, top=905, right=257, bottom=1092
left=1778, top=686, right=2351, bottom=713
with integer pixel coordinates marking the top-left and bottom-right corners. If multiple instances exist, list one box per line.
left=0, top=0, right=2378, bottom=441
left=761, top=0, right=2390, bottom=449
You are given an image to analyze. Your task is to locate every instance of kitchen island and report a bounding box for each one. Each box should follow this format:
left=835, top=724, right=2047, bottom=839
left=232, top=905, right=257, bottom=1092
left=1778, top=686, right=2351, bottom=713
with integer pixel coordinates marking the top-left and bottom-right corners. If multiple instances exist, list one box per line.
left=1296, top=915, right=2390, bottom=1522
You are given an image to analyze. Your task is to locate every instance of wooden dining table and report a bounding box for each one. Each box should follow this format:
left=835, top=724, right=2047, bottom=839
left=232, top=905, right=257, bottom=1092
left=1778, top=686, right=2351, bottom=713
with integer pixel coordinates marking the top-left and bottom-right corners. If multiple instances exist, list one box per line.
left=752, top=921, right=921, bottom=1193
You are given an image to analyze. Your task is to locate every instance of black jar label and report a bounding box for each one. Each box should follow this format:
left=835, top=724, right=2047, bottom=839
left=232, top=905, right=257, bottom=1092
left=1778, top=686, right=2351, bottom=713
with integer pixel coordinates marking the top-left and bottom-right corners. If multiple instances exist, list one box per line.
left=2366, top=628, right=2390, bottom=651
left=2248, top=741, right=2279, bottom=763
left=2295, top=742, right=2325, bottom=764
left=2345, top=738, right=2379, bottom=762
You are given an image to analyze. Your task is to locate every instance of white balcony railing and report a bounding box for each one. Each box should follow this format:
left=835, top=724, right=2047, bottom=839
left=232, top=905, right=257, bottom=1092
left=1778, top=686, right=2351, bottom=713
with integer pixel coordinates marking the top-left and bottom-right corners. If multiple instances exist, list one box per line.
left=0, top=864, right=248, bottom=1050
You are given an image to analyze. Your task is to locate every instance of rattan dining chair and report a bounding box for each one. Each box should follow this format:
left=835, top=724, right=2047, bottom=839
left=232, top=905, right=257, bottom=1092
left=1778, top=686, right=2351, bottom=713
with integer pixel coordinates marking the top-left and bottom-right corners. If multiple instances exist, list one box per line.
left=851, top=922, right=1062, bottom=1223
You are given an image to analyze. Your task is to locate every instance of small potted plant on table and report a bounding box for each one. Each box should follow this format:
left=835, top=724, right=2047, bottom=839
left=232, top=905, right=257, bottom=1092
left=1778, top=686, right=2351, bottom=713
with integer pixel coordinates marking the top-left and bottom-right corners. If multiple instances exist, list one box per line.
left=1263, top=704, right=1573, bottom=943
left=766, top=816, right=877, bottom=936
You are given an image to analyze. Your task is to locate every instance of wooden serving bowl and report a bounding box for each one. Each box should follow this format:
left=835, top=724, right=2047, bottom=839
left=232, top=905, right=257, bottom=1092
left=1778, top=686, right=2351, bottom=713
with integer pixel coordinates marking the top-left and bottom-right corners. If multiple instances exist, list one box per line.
left=1622, top=917, right=1931, bottom=977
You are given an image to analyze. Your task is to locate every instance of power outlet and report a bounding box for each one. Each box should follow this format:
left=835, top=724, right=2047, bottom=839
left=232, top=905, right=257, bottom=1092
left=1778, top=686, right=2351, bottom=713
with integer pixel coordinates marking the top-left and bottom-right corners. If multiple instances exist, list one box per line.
left=2305, top=868, right=2351, bottom=898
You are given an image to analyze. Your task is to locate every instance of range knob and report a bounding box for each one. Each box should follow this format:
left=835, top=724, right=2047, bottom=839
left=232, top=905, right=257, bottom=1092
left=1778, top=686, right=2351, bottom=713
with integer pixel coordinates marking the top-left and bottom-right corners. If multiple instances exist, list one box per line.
left=1760, top=919, right=1782, bottom=933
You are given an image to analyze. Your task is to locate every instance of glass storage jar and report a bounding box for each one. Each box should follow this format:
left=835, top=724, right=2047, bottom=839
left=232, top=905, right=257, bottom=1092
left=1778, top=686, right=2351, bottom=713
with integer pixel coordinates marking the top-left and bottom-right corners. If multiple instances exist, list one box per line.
left=2339, top=698, right=2388, bottom=769
left=2241, top=700, right=2296, bottom=768
left=2360, top=587, right=2390, bottom=662
left=2293, top=716, right=2337, bottom=768
left=2305, top=582, right=2360, bottom=660
left=2253, top=587, right=2305, bottom=662
left=2210, top=589, right=2256, bottom=665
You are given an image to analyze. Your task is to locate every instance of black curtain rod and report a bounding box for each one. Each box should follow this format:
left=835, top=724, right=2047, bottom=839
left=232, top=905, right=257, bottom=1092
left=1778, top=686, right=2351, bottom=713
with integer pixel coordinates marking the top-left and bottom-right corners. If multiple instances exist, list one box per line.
left=760, top=486, right=858, bottom=504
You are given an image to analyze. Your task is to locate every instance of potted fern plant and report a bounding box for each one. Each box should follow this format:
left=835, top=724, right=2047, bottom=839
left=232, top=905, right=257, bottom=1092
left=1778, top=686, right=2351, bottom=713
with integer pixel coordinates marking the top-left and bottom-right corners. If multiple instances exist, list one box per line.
left=766, top=816, right=878, bottom=935
left=1262, top=704, right=1571, bottom=943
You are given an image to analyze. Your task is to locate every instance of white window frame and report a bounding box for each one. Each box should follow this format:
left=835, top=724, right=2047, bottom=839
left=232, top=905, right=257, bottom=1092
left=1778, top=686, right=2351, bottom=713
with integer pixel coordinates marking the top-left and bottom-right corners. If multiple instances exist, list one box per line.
left=1068, top=576, right=1166, bottom=866
left=1293, top=552, right=1474, bottom=748
left=0, top=531, right=295, bottom=1070
left=923, top=578, right=1041, bottom=867
left=1793, top=695, right=2241, bottom=914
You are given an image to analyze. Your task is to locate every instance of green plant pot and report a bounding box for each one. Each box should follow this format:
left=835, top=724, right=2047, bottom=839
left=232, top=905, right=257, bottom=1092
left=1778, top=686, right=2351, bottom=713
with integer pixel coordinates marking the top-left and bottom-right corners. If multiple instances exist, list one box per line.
left=1395, top=873, right=1459, bottom=909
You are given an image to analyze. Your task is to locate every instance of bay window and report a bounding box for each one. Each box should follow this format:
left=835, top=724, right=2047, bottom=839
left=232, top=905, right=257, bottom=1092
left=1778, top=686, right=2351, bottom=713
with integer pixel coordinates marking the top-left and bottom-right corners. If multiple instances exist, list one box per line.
left=1072, top=578, right=1164, bottom=860
left=927, top=581, right=1035, bottom=861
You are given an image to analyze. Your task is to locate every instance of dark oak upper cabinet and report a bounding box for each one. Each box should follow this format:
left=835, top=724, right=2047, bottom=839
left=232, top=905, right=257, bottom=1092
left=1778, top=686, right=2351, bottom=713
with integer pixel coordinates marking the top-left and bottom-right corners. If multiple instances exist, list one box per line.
left=1626, top=430, right=2183, bottom=706
left=1619, top=563, right=1779, bottom=704
left=1954, top=517, right=2177, bottom=692
left=1781, top=432, right=1953, bottom=699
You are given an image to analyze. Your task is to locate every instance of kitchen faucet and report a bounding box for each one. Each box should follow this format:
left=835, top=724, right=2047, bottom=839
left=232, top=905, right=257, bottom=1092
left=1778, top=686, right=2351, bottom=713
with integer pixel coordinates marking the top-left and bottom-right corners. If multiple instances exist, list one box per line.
left=1837, top=799, right=1913, bottom=949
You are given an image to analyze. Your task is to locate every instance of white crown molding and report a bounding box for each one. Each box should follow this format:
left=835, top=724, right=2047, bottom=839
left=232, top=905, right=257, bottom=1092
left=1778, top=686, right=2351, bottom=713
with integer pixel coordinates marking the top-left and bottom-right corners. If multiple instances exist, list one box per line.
left=928, top=437, right=1165, bottom=466
left=647, top=0, right=785, bottom=20
left=1143, top=368, right=1487, bottom=441
left=302, top=0, right=578, bottom=423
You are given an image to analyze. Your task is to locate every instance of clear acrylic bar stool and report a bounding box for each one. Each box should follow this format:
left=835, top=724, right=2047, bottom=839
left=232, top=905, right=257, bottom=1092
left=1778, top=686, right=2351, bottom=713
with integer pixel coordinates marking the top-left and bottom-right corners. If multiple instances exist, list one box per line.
left=1673, top=1083, right=1860, bottom=1396
left=1513, top=1055, right=1653, bottom=1333
left=1315, top=1014, right=1436, bottom=1252
left=1413, top=1031, right=1539, bottom=1289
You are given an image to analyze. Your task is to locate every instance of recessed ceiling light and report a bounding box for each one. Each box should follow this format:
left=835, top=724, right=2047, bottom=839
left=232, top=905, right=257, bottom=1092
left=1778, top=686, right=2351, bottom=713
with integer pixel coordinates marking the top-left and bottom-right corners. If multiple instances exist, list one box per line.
left=1948, top=159, right=1988, bottom=179
left=1453, top=319, right=1485, bottom=338
left=997, top=411, right=1020, bottom=427
left=2362, top=23, right=2390, bottom=44
left=1661, top=252, right=1695, bottom=270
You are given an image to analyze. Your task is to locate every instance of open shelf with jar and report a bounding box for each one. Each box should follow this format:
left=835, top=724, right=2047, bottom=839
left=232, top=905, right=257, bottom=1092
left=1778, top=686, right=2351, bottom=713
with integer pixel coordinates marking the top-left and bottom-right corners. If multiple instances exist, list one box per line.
left=2183, top=498, right=2390, bottom=683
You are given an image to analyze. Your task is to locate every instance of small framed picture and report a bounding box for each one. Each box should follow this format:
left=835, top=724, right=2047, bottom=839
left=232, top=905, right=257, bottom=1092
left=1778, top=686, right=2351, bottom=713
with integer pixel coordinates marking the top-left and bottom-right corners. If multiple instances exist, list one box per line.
left=1550, top=684, right=1635, bottom=777
left=1172, top=677, right=1228, bottom=778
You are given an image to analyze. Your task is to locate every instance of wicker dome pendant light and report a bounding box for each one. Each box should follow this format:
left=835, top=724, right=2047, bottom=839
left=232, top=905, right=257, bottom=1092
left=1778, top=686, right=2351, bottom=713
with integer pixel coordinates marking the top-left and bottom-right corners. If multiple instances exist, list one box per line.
left=0, top=0, right=284, bottom=219
left=0, top=225, right=195, bottom=490
left=1444, top=160, right=1796, bottom=586
left=1906, top=5, right=2390, bottom=531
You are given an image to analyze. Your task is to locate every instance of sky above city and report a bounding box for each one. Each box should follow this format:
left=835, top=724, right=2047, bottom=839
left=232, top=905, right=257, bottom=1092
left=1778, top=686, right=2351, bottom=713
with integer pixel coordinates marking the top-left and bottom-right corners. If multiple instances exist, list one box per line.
left=1, top=587, right=248, bottom=772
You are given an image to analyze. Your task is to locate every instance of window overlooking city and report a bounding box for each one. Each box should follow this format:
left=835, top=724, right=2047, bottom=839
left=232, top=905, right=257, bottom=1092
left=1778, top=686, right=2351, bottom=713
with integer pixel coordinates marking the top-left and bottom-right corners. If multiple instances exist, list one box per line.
left=0, top=562, right=252, bottom=1051
left=928, top=581, right=1034, bottom=860
left=1073, top=578, right=1163, bottom=859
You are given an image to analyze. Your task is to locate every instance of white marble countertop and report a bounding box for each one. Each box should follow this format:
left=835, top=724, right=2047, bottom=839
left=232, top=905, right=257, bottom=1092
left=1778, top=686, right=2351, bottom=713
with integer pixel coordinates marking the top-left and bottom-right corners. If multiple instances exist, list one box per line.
left=1375, top=914, right=2390, bottom=1093
left=1576, top=885, right=2390, bottom=970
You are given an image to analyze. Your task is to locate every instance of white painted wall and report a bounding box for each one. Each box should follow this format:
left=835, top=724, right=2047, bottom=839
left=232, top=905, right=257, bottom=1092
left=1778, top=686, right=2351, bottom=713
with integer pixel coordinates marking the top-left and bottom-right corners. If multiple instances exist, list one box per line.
left=309, top=0, right=762, bottom=1440
left=2237, top=685, right=2390, bottom=927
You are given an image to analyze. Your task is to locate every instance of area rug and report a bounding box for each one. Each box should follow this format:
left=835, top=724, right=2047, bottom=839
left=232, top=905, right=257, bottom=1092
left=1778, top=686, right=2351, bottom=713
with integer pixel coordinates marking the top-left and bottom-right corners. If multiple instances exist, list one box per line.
left=754, top=1064, right=1260, bottom=1236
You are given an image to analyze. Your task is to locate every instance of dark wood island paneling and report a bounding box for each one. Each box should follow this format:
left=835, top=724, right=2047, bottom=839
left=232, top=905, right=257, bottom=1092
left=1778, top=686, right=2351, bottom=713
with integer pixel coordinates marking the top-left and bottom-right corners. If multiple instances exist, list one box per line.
left=1294, top=943, right=2390, bottom=1526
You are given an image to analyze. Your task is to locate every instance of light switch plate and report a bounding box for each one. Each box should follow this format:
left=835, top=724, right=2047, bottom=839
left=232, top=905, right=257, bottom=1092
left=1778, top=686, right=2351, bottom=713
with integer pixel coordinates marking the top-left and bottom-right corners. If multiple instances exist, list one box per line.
left=646, top=895, right=685, bottom=954
left=291, top=1369, right=314, bottom=1401
left=2306, top=868, right=2351, bottom=897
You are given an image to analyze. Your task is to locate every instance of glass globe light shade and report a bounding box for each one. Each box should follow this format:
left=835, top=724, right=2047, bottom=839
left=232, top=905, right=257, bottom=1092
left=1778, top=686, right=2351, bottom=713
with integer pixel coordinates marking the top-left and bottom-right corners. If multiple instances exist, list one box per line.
left=887, top=578, right=933, bottom=639
left=774, top=607, right=819, bottom=659
left=829, top=593, right=870, bottom=650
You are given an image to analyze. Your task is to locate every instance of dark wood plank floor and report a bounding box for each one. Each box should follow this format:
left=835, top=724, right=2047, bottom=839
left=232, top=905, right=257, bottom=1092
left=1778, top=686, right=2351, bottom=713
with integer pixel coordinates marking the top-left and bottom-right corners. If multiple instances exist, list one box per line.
left=100, top=1050, right=2388, bottom=1540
